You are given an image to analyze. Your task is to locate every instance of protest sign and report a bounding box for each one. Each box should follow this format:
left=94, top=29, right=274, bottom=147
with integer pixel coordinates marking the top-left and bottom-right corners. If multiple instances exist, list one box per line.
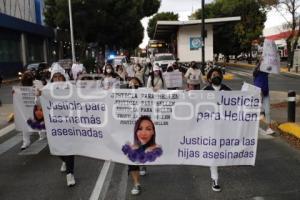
left=13, top=86, right=37, bottom=132
left=241, top=82, right=261, bottom=92
left=40, top=85, right=260, bottom=166
left=260, top=39, right=280, bottom=74
left=163, top=71, right=183, bottom=88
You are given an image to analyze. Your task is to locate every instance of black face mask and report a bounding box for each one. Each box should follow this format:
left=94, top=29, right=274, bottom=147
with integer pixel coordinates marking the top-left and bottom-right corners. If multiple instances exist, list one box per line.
left=211, top=76, right=222, bottom=86
left=192, top=65, right=197, bottom=69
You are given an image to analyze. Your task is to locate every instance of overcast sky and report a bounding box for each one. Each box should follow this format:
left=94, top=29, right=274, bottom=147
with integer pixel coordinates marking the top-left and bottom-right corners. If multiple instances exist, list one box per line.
left=139, top=0, right=293, bottom=48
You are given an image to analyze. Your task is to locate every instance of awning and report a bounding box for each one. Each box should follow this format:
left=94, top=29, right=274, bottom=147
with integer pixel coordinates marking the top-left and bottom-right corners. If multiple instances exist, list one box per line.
left=0, top=13, right=54, bottom=38
left=154, top=16, right=241, bottom=40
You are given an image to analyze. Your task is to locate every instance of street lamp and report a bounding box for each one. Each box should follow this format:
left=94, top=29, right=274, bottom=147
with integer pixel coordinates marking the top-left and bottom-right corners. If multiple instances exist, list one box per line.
left=68, top=0, right=76, bottom=62
left=201, top=0, right=205, bottom=68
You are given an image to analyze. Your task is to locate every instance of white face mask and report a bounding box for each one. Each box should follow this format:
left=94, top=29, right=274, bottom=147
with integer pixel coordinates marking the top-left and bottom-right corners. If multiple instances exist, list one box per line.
left=106, top=69, right=112, bottom=73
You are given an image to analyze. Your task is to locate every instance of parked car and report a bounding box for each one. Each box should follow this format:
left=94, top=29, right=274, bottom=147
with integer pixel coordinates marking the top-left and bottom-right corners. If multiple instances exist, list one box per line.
left=152, top=53, right=176, bottom=72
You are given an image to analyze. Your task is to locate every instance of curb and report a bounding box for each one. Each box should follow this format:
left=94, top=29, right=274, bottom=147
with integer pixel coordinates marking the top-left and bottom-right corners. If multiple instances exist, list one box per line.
left=220, top=62, right=300, bottom=77
left=2, top=78, right=19, bottom=84
left=278, top=123, right=300, bottom=139
left=223, top=73, right=234, bottom=80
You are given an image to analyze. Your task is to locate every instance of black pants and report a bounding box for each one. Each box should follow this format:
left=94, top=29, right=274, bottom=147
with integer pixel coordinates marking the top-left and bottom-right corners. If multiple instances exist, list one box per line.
left=60, top=156, right=74, bottom=174
left=128, top=165, right=140, bottom=174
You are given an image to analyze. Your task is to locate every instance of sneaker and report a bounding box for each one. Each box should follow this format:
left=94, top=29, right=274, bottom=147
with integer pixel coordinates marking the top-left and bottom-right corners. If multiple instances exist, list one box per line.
left=60, top=162, right=66, bottom=172
left=131, top=185, right=141, bottom=195
left=265, top=128, right=275, bottom=135
left=66, top=173, right=76, bottom=187
left=212, top=180, right=221, bottom=192
left=139, top=167, right=147, bottom=176
left=38, top=132, right=46, bottom=140
left=20, top=141, right=31, bottom=150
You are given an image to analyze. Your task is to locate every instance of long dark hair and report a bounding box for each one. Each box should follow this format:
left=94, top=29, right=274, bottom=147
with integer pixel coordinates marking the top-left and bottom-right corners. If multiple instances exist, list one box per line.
left=33, top=105, right=44, bottom=122
left=133, top=115, right=156, bottom=146
left=150, top=70, right=164, bottom=88
left=104, top=64, right=118, bottom=78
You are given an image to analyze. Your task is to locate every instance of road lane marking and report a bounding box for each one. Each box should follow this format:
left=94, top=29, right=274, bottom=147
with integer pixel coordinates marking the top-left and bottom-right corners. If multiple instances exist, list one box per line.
left=18, top=139, right=48, bottom=155
left=0, top=133, right=22, bottom=155
left=89, top=160, right=115, bottom=200
left=0, top=124, right=15, bottom=138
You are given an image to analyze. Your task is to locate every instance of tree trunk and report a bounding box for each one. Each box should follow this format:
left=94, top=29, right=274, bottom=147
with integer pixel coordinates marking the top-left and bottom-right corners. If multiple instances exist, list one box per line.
left=225, top=55, right=230, bottom=63
left=287, top=40, right=292, bottom=71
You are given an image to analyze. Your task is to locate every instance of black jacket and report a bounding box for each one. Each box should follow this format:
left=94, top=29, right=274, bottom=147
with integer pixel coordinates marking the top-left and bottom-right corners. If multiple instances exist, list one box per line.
left=203, top=84, right=231, bottom=91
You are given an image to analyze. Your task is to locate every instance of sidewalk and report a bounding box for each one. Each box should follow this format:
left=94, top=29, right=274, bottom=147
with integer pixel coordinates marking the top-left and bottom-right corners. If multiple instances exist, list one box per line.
left=0, top=104, right=13, bottom=130
left=224, top=61, right=300, bottom=139
left=2, top=77, right=19, bottom=84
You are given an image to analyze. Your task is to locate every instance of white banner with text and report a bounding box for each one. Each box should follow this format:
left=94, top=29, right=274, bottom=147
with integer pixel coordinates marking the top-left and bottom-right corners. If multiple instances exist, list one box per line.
left=40, top=84, right=260, bottom=166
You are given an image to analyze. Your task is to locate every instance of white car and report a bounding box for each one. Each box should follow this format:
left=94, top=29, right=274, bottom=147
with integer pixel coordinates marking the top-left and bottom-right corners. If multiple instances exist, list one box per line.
left=153, top=53, right=176, bottom=71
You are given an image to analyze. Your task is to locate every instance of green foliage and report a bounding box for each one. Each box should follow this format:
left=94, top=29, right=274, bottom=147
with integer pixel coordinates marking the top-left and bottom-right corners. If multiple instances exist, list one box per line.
left=147, top=12, right=179, bottom=39
left=192, top=0, right=267, bottom=57
left=44, top=0, right=161, bottom=51
left=82, top=57, right=96, bottom=73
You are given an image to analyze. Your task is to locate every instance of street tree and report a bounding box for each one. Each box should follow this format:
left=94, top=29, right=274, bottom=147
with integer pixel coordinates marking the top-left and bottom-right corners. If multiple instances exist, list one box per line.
left=191, top=0, right=267, bottom=62
left=147, top=12, right=179, bottom=39
left=44, top=0, right=161, bottom=57
left=262, top=0, right=300, bottom=70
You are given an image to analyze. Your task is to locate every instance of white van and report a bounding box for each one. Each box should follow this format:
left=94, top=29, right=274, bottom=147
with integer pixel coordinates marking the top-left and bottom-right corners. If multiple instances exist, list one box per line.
left=153, top=53, right=176, bottom=71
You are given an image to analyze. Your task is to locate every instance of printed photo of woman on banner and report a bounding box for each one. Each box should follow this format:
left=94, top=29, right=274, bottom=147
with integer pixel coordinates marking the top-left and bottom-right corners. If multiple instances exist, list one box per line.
left=122, top=115, right=163, bottom=163
left=27, top=104, right=45, bottom=130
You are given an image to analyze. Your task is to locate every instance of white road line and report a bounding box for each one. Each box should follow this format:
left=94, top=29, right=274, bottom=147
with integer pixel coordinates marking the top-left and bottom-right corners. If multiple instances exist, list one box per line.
left=228, top=70, right=252, bottom=77
left=18, top=139, right=48, bottom=155
left=0, top=133, right=22, bottom=155
left=89, top=160, right=115, bottom=200
left=0, top=124, right=15, bottom=138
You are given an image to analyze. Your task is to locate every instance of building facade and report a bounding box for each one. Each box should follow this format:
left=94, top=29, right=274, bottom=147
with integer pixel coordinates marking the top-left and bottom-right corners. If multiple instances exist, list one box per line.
left=0, top=0, right=53, bottom=77
left=153, top=17, right=241, bottom=63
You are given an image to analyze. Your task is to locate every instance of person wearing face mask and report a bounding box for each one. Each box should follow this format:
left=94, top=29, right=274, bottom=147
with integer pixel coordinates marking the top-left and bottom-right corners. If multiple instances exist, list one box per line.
left=184, top=61, right=205, bottom=90
left=47, top=64, right=77, bottom=187
left=202, top=67, right=231, bottom=192
left=103, top=64, right=119, bottom=89
left=203, top=67, right=231, bottom=91
left=146, top=65, right=165, bottom=91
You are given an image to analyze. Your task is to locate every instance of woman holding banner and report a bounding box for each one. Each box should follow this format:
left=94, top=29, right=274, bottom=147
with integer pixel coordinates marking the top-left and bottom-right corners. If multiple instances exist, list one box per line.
left=184, top=61, right=205, bottom=90
left=203, top=67, right=231, bottom=192
left=47, top=63, right=76, bottom=187
left=253, top=58, right=274, bottom=135
left=20, top=71, right=35, bottom=150
left=122, top=115, right=162, bottom=195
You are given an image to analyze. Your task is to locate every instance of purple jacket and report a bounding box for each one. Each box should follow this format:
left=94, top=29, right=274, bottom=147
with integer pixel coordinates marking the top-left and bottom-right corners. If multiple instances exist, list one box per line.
left=253, top=70, right=269, bottom=96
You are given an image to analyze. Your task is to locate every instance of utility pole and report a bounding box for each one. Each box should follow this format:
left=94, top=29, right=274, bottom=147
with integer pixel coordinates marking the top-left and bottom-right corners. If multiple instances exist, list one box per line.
left=201, top=0, right=205, bottom=67
left=68, top=0, right=76, bottom=62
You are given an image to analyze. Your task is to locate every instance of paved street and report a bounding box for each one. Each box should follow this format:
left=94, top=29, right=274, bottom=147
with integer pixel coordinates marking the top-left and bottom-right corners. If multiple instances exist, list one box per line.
left=1, top=67, right=300, bottom=199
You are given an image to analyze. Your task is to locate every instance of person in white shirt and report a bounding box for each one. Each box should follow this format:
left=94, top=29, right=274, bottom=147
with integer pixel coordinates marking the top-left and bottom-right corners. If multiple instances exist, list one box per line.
left=146, top=65, right=165, bottom=91
left=103, top=64, right=119, bottom=89
left=184, top=61, right=204, bottom=90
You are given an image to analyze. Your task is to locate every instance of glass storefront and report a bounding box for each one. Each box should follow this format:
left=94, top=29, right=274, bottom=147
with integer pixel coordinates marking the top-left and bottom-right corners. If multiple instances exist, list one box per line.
left=27, top=35, right=44, bottom=63
left=0, top=29, right=21, bottom=63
